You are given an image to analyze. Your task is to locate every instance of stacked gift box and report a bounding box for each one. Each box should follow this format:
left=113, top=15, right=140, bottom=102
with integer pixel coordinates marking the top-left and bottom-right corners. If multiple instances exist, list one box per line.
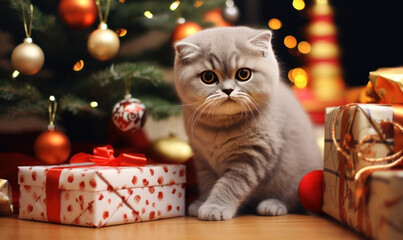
left=323, top=68, right=403, bottom=240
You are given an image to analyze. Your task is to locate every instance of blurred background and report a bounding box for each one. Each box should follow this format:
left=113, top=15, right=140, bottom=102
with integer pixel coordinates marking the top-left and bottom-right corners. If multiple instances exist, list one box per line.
left=237, top=0, right=403, bottom=87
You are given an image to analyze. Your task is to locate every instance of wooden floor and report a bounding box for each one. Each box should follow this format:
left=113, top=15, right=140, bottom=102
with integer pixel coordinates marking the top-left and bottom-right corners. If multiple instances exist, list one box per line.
left=1, top=214, right=364, bottom=240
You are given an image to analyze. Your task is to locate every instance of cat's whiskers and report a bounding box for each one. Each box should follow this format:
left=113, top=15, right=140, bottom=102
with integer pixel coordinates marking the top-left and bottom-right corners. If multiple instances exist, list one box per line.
left=247, top=98, right=268, bottom=129
left=189, top=102, right=212, bottom=139
left=187, top=100, right=208, bottom=128
left=204, top=93, right=224, bottom=117
left=236, top=98, right=248, bottom=120
left=189, top=94, right=223, bottom=139
left=237, top=93, right=268, bottom=130
left=238, top=97, right=259, bottom=130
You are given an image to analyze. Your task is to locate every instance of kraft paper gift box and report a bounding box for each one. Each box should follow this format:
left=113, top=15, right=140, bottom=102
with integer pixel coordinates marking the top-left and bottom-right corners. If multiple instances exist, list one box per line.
left=323, top=104, right=403, bottom=240
left=18, top=146, right=186, bottom=227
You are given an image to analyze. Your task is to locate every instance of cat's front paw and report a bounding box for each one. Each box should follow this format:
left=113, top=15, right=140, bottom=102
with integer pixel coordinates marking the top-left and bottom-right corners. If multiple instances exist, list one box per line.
left=188, top=200, right=204, bottom=217
left=257, top=199, right=288, bottom=216
left=198, top=202, right=235, bottom=221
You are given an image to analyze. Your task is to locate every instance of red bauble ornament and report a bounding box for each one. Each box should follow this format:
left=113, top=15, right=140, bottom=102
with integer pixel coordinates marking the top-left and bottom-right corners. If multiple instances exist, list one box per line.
left=58, top=0, right=97, bottom=29
left=204, top=8, right=231, bottom=27
left=171, top=21, right=203, bottom=44
left=112, top=94, right=147, bottom=132
left=34, top=129, right=71, bottom=165
left=298, top=170, right=324, bottom=214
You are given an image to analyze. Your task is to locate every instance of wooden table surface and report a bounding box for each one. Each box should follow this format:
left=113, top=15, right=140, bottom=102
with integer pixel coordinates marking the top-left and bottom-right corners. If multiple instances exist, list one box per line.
left=1, top=214, right=364, bottom=240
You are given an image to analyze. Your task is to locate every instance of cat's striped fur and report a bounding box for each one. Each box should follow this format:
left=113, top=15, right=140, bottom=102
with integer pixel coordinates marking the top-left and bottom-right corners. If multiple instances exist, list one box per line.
left=174, top=27, right=322, bottom=221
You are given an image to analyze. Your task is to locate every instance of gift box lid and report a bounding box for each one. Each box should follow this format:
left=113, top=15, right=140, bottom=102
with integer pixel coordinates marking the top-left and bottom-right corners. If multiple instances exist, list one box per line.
left=18, top=163, right=186, bottom=192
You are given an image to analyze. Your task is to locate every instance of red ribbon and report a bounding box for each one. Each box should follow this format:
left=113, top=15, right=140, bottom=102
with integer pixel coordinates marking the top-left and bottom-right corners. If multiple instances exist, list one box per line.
left=46, top=145, right=147, bottom=224
left=69, top=145, right=147, bottom=166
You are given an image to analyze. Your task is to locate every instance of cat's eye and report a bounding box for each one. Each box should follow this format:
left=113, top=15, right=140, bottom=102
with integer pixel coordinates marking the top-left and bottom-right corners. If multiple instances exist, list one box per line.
left=200, top=71, right=218, bottom=84
left=235, top=68, right=252, bottom=81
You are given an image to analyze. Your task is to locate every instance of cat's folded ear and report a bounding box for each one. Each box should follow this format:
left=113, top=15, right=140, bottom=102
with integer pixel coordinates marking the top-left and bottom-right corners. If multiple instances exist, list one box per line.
left=248, top=30, right=272, bottom=57
left=174, top=41, right=201, bottom=63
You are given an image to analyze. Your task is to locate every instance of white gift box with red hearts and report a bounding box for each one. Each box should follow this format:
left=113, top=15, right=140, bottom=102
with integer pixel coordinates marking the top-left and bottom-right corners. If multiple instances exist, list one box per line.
left=18, top=163, right=186, bottom=227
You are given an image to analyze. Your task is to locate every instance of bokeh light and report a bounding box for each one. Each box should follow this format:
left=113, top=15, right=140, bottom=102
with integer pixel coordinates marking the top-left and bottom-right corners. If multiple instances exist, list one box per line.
left=298, top=41, right=311, bottom=54
left=90, top=101, right=98, bottom=108
left=170, top=1, right=180, bottom=11
left=194, top=0, right=204, bottom=8
left=73, top=60, right=84, bottom=71
left=144, top=11, right=153, bottom=19
left=12, top=70, right=19, bottom=79
left=288, top=68, right=308, bottom=89
left=292, top=0, right=305, bottom=11
left=284, top=35, right=297, bottom=48
left=268, top=18, right=282, bottom=30
left=116, top=28, right=127, bottom=37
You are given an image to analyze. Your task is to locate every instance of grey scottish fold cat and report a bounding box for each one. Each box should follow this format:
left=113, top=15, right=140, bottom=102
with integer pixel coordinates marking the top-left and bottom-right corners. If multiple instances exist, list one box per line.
left=173, top=26, right=322, bottom=221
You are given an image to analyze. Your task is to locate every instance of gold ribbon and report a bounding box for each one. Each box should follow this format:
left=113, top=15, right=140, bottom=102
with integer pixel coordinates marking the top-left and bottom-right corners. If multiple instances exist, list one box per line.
left=331, top=103, right=403, bottom=233
left=21, top=1, right=33, bottom=39
left=95, top=0, right=111, bottom=25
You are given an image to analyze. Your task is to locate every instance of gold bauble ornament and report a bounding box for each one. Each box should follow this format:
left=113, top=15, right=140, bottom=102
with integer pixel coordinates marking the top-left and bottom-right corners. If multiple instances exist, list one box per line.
left=87, top=23, right=120, bottom=61
left=34, top=129, right=71, bottom=165
left=11, top=38, right=44, bottom=75
left=151, top=135, right=193, bottom=164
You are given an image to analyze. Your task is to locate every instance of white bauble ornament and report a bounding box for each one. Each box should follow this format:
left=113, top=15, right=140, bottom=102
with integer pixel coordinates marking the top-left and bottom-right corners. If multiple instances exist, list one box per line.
left=112, top=94, right=147, bottom=132
left=222, top=0, right=240, bottom=24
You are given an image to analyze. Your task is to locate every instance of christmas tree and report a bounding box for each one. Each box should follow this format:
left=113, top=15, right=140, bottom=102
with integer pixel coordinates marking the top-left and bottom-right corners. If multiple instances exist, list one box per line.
left=0, top=0, right=230, bottom=149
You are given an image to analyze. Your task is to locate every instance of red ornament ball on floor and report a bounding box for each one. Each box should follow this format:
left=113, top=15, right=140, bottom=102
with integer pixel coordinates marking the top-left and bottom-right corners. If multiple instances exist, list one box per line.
left=298, top=170, right=324, bottom=215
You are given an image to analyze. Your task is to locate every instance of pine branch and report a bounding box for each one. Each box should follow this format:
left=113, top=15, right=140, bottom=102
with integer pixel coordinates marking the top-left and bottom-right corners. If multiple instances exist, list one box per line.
left=140, top=96, right=181, bottom=121
left=0, top=80, right=42, bottom=104
left=88, top=62, right=163, bottom=88
left=59, top=94, right=105, bottom=117
left=5, top=102, right=47, bottom=119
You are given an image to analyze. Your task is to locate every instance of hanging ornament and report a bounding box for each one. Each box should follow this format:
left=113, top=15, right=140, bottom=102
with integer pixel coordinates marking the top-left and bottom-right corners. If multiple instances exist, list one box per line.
left=112, top=93, right=147, bottom=132
left=87, top=0, right=120, bottom=61
left=150, top=134, right=193, bottom=164
left=11, top=3, right=44, bottom=75
left=58, top=0, right=97, bottom=29
left=87, top=23, right=120, bottom=60
left=204, top=8, right=231, bottom=27
left=222, top=0, right=240, bottom=24
left=171, top=18, right=203, bottom=44
left=34, top=96, right=71, bottom=165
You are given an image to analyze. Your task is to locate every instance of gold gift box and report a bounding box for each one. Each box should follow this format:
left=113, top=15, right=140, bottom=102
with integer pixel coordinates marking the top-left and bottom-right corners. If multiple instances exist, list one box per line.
left=323, top=104, right=403, bottom=240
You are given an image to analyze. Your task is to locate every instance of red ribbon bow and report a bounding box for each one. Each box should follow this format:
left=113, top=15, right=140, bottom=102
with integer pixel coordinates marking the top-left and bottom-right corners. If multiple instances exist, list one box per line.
left=70, top=145, right=147, bottom=166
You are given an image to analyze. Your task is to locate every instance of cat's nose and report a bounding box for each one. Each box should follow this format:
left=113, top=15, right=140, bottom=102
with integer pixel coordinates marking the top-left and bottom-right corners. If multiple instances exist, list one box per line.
left=222, top=89, right=233, bottom=96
